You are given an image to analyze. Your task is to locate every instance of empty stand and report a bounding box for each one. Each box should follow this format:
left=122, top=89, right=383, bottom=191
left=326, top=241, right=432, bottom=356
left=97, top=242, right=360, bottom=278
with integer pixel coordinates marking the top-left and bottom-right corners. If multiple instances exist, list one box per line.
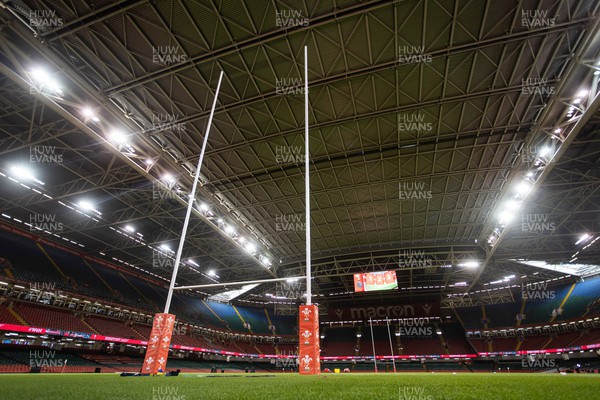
left=13, top=303, right=90, bottom=332
left=84, top=316, right=145, bottom=339
left=235, top=306, right=271, bottom=334
left=0, top=230, right=63, bottom=280
left=359, top=326, right=395, bottom=356
left=439, top=323, right=474, bottom=354
left=0, top=304, right=23, bottom=325
left=321, top=327, right=357, bottom=356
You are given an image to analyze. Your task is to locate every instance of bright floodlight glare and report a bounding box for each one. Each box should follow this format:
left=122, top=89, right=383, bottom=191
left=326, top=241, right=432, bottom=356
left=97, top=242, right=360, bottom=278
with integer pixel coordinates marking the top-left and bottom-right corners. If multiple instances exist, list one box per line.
left=160, top=244, right=171, bottom=252
left=245, top=242, right=256, bottom=253
left=144, top=159, right=153, bottom=165
left=539, top=147, right=552, bottom=157
left=111, top=130, right=127, bottom=144
left=515, top=180, right=532, bottom=196
left=163, top=174, right=175, bottom=183
left=187, top=259, right=199, bottom=267
left=497, top=210, right=513, bottom=224
left=124, top=225, right=134, bottom=233
left=526, top=171, right=534, bottom=178
left=261, top=257, right=271, bottom=266
left=553, top=128, right=562, bottom=134
left=30, top=68, right=62, bottom=95
left=10, top=165, right=35, bottom=181
left=207, top=269, right=216, bottom=277
left=47, top=79, right=62, bottom=94
left=575, top=233, right=591, bottom=245
left=30, top=67, right=50, bottom=82
left=82, top=108, right=99, bottom=122
left=505, top=199, right=520, bottom=211
left=224, top=225, right=235, bottom=235
left=79, top=200, right=94, bottom=211
left=238, top=236, right=246, bottom=243
left=199, top=203, right=209, bottom=211
left=459, top=261, right=479, bottom=268
left=577, top=90, right=588, bottom=98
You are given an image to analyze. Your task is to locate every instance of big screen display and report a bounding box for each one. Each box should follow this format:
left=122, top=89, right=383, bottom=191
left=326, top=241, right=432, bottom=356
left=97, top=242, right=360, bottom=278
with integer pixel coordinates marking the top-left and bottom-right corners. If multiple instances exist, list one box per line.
left=354, top=270, right=398, bottom=292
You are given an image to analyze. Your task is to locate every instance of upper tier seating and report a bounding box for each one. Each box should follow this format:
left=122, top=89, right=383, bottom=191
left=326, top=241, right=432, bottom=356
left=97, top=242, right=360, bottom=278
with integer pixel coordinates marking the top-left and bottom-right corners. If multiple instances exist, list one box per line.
left=457, top=277, right=600, bottom=329
left=37, top=244, right=111, bottom=300
left=206, top=301, right=246, bottom=332
left=236, top=306, right=271, bottom=334
left=0, top=228, right=297, bottom=337
left=0, top=230, right=63, bottom=280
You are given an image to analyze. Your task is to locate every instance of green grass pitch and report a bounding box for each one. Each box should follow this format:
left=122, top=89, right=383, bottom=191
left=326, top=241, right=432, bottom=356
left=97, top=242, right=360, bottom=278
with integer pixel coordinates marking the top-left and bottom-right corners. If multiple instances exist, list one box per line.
left=0, top=372, right=599, bottom=400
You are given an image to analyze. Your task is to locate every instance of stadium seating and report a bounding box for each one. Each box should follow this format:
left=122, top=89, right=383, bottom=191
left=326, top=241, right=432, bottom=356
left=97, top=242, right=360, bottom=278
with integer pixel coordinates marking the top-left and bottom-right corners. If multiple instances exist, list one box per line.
left=468, top=338, right=490, bottom=353
left=0, top=230, right=64, bottom=280
left=268, top=311, right=296, bottom=335
left=0, top=303, right=24, bottom=325
left=89, top=265, right=145, bottom=305
left=560, top=279, right=600, bottom=320
left=570, top=329, right=600, bottom=346
left=235, top=306, right=271, bottom=334
left=131, top=323, right=152, bottom=339
left=439, top=323, right=475, bottom=354
left=399, top=337, right=446, bottom=355
left=518, top=334, right=550, bottom=351
left=490, top=338, right=518, bottom=352
left=359, top=326, right=395, bottom=356
left=4, top=226, right=600, bottom=369
left=321, top=327, right=357, bottom=356
left=170, top=334, right=211, bottom=348
left=206, top=301, right=247, bottom=332
left=13, top=303, right=91, bottom=332
left=37, top=244, right=111, bottom=300
left=84, top=316, right=145, bottom=340
left=543, top=332, right=580, bottom=349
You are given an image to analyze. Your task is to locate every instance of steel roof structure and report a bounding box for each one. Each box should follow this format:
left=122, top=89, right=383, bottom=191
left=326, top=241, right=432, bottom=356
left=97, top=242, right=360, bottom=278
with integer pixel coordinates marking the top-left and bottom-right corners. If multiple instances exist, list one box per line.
left=0, top=0, right=598, bottom=310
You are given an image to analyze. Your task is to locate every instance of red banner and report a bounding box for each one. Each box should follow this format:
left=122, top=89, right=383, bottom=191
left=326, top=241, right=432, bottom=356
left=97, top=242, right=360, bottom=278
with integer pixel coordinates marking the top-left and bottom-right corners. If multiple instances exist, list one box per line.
left=141, top=313, right=175, bottom=374
left=298, top=305, right=320, bottom=375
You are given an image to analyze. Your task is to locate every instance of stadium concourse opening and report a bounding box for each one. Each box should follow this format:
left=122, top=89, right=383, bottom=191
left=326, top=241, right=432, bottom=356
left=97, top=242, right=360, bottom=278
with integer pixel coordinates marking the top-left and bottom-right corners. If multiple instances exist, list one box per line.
left=1, top=0, right=600, bottom=399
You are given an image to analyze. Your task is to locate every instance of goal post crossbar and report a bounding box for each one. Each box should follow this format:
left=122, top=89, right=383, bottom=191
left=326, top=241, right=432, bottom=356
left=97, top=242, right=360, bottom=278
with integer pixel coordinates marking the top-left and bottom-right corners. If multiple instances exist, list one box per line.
left=172, top=276, right=305, bottom=291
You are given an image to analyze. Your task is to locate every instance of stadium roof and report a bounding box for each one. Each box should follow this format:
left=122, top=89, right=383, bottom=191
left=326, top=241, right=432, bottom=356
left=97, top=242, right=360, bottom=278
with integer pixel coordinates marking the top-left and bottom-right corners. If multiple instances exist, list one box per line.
left=0, top=0, right=599, bottom=307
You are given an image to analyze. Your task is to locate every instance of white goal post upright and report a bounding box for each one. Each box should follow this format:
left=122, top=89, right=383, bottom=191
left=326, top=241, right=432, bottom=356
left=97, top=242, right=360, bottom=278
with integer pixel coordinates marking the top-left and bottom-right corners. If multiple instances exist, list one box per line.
left=370, top=317, right=378, bottom=373
left=142, top=71, right=223, bottom=375
left=386, top=317, right=396, bottom=372
left=304, top=45, right=311, bottom=306
left=297, top=46, right=320, bottom=375
left=164, top=70, right=224, bottom=314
